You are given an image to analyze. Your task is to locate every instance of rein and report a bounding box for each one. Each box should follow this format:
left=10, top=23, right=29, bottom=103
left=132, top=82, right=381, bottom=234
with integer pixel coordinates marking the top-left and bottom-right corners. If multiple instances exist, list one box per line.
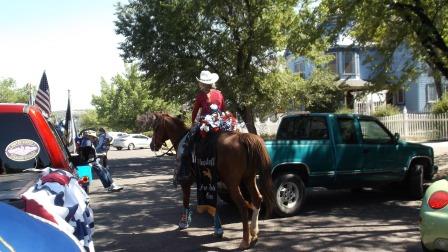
left=151, top=113, right=188, bottom=156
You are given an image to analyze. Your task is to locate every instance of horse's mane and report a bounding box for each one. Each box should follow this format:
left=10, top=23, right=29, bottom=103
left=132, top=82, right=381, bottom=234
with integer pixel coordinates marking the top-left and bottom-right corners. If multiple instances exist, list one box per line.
left=158, top=113, right=189, bottom=132
left=136, top=111, right=187, bottom=132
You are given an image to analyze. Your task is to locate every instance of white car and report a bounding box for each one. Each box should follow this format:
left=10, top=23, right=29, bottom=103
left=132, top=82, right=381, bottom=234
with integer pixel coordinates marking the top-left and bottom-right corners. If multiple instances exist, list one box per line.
left=108, top=132, right=129, bottom=145
left=112, top=134, right=151, bottom=150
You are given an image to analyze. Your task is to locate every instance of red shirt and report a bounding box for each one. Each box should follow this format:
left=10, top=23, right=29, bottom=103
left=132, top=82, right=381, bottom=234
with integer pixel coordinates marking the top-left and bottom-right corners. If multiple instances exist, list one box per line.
left=192, top=89, right=225, bottom=122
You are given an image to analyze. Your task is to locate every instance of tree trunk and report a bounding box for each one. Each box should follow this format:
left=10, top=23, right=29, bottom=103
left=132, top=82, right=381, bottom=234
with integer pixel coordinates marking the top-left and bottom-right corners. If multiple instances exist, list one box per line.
left=239, top=105, right=258, bottom=135
left=426, top=60, right=443, bottom=99
left=433, top=70, right=443, bottom=100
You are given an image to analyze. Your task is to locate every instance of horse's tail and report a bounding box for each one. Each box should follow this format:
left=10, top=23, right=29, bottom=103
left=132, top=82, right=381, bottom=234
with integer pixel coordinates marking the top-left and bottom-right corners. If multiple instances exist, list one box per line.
left=239, top=133, right=275, bottom=217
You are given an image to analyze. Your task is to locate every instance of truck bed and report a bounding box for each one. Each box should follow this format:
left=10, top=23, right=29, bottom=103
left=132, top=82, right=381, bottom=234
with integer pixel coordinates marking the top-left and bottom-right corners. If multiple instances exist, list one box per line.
left=0, top=172, right=41, bottom=209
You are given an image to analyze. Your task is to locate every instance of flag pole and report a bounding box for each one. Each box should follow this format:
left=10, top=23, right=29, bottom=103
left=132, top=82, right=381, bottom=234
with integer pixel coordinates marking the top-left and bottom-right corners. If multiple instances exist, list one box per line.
left=27, top=83, right=33, bottom=105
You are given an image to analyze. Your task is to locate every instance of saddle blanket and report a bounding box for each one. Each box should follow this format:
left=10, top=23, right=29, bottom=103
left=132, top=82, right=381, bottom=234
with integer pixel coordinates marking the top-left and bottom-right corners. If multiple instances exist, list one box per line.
left=193, top=133, right=218, bottom=216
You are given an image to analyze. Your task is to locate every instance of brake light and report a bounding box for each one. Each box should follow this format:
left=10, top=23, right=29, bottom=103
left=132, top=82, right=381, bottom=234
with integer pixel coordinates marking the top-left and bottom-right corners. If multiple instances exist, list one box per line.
left=428, top=191, right=448, bottom=209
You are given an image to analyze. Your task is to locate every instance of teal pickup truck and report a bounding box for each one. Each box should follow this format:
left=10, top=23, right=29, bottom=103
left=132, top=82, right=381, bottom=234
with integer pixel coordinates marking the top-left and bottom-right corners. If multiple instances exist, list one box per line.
left=266, top=112, right=438, bottom=217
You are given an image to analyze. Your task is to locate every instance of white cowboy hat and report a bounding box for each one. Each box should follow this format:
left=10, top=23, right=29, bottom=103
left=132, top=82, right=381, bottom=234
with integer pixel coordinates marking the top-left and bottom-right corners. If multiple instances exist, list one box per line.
left=84, top=130, right=97, bottom=138
left=196, top=70, right=219, bottom=85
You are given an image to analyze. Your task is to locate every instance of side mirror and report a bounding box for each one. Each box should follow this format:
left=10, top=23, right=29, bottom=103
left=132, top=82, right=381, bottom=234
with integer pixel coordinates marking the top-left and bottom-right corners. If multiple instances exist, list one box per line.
left=394, top=132, right=400, bottom=142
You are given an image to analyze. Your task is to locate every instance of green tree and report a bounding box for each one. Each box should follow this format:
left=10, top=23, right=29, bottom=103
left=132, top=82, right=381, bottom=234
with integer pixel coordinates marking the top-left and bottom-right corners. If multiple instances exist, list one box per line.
left=0, top=78, right=31, bottom=103
left=92, top=65, right=180, bottom=131
left=115, top=0, right=303, bottom=134
left=291, top=0, right=448, bottom=97
left=78, top=110, right=102, bottom=130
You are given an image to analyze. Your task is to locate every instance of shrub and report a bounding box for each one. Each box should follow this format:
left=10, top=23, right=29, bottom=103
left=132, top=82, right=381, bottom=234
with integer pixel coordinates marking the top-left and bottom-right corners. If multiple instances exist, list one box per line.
left=335, top=106, right=353, bottom=114
left=142, top=130, right=153, bottom=137
left=432, top=93, right=448, bottom=114
left=260, top=133, right=276, bottom=141
left=372, top=104, right=400, bottom=117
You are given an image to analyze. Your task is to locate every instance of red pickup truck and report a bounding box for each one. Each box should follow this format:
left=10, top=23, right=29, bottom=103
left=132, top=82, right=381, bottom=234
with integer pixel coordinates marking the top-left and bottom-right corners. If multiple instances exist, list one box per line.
left=0, top=103, right=95, bottom=250
left=0, top=103, right=74, bottom=205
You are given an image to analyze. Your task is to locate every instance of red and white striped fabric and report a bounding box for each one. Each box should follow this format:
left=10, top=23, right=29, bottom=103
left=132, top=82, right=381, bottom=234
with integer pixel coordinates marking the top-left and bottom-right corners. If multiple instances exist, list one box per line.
left=34, top=71, right=51, bottom=118
left=22, top=168, right=94, bottom=251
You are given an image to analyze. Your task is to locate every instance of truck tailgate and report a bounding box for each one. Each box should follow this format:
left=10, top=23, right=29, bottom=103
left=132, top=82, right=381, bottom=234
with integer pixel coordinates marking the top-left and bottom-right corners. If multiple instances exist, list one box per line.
left=0, top=172, right=41, bottom=209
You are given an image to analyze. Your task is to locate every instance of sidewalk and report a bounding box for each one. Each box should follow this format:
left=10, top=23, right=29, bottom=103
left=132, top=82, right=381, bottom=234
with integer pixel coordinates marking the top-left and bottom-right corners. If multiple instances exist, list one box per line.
left=421, top=141, right=448, bottom=179
left=421, top=141, right=448, bottom=157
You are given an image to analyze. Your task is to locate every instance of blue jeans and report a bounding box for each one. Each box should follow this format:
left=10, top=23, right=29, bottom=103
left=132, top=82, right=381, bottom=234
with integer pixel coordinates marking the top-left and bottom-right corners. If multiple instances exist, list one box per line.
left=178, top=126, right=199, bottom=182
left=92, top=160, right=113, bottom=188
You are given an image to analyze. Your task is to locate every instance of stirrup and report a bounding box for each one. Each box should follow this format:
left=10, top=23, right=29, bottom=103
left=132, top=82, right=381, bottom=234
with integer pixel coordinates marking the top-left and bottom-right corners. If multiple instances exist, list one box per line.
left=178, top=208, right=192, bottom=230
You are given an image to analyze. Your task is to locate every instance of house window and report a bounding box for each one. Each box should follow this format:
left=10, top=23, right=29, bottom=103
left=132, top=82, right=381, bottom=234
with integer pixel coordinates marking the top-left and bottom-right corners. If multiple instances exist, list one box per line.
left=395, top=88, right=405, bottom=105
left=327, top=52, right=338, bottom=74
left=427, top=84, right=437, bottom=103
left=343, top=51, right=355, bottom=75
left=294, top=61, right=306, bottom=78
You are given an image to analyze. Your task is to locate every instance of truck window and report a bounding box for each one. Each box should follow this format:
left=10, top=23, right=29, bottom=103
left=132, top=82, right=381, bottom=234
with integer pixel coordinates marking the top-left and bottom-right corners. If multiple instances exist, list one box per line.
left=0, top=113, right=51, bottom=173
left=359, top=119, right=393, bottom=144
left=337, top=118, right=357, bottom=144
left=48, top=122, right=71, bottom=160
left=277, top=116, right=328, bottom=140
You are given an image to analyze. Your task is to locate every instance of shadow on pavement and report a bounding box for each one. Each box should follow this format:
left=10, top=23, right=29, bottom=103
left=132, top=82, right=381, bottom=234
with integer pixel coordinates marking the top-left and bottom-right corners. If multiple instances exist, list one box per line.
left=91, top=154, right=424, bottom=252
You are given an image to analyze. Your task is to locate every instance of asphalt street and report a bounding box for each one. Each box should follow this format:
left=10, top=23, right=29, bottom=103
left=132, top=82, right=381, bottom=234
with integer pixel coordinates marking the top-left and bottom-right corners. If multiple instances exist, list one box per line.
left=88, top=142, right=448, bottom=252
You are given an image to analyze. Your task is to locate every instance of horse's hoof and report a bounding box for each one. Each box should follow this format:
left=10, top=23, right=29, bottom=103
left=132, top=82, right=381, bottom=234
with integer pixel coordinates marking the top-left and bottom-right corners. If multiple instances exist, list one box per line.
left=238, top=240, right=251, bottom=250
left=250, top=234, right=258, bottom=244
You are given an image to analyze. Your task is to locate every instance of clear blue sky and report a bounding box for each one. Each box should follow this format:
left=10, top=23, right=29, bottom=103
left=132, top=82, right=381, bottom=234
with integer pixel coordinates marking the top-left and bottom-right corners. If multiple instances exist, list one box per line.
left=0, top=0, right=126, bottom=111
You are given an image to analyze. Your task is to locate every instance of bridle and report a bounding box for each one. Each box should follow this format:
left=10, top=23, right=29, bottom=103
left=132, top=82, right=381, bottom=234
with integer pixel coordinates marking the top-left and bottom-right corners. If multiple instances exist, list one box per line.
left=150, top=114, right=168, bottom=151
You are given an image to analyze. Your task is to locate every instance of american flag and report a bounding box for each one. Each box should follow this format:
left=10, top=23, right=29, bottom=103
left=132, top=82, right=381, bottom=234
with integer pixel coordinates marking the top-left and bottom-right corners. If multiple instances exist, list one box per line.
left=35, top=71, right=51, bottom=118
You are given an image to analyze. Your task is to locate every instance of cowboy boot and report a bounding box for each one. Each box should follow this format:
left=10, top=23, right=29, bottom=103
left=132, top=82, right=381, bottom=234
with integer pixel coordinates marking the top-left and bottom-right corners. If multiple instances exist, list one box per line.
left=178, top=207, right=192, bottom=229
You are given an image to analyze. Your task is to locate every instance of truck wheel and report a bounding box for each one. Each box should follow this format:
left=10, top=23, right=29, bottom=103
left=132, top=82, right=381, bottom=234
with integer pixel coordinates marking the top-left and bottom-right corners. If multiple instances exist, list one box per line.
left=116, top=147, right=122, bottom=151
left=407, top=162, right=424, bottom=199
left=128, top=143, right=135, bottom=150
left=273, top=173, right=305, bottom=217
left=421, top=241, right=430, bottom=252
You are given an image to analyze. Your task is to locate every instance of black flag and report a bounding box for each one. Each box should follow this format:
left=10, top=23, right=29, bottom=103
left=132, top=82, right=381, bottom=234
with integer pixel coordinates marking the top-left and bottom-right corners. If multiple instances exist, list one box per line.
left=64, top=91, right=77, bottom=153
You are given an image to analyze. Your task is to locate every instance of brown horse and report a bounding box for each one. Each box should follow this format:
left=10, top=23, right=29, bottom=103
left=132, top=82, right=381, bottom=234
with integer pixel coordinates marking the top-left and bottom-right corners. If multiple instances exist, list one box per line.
left=137, top=112, right=275, bottom=249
